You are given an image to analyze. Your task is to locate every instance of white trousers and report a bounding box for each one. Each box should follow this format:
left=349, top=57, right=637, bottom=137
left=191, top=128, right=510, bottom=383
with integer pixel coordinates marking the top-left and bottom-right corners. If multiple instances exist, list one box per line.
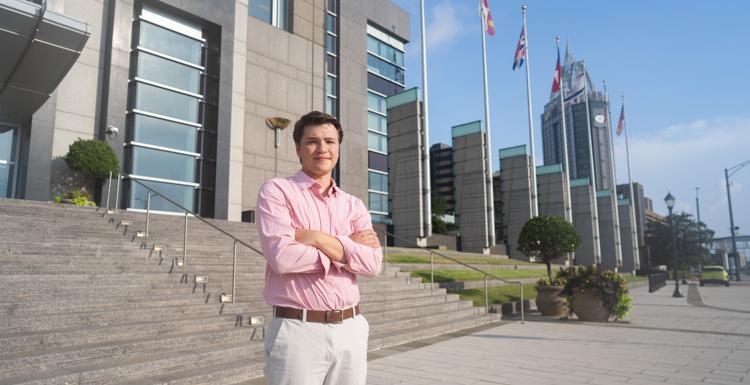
left=264, top=314, right=369, bottom=385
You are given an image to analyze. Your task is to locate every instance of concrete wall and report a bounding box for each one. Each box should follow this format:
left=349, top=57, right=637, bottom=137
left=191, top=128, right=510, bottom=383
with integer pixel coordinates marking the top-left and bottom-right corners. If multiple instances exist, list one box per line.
left=619, top=200, right=637, bottom=274
left=537, top=167, right=567, bottom=220
left=571, top=183, right=596, bottom=266
left=498, top=154, right=532, bottom=260
left=387, top=99, right=423, bottom=245
left=597, top=193, right=618, bottom=270
left=453, top=131, right=488, bottom=253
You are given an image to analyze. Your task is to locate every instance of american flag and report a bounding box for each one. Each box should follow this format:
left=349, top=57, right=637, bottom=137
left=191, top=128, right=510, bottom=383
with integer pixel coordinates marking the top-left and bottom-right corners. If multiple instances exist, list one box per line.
left=512, top=26, right=526, bottom=70
left=616, top=104, right=625, bottom=135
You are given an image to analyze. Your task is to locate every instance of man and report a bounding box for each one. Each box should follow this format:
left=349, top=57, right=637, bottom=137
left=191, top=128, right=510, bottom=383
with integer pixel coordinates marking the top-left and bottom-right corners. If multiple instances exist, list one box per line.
left=256, top=111, right=383, bottom=385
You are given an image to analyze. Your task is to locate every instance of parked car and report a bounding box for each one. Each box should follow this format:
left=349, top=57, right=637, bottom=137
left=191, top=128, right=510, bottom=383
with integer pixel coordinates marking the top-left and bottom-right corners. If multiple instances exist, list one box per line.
left=699, top=266, right=730, bottom=287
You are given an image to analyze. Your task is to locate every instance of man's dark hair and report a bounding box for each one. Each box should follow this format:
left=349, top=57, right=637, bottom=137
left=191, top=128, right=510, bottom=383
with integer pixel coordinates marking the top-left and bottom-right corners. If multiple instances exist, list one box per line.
left=292, top=111, right=343, bottom=144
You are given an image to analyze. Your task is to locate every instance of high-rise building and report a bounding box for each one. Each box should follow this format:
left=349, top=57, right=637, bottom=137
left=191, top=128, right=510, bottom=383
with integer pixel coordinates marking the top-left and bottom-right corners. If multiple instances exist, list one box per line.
left=541, top=47, right=613, bottom=191
left=429, top=143, right=455, bottom=214
left=366, top=23, right=407, bottom=224
left=1, top=0, right=409, bottom=221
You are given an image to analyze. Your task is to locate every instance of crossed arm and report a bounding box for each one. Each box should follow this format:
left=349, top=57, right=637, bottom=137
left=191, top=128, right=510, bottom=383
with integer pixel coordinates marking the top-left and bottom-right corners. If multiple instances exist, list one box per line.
left=294, top=229, right=381, bottom=263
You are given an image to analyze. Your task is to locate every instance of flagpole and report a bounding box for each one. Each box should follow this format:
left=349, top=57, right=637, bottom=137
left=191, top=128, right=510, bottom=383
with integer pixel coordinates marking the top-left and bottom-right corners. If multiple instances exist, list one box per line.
left=480, top=2, right=496, bottom=251
left=622, top=95, right=641, bottom=269
left=419, top=0, right=432, bottom=239
left=522, top=5, right=538, bottom=217
left=604, top=80, right=623, bottom=270
left=582, top=60, right=602, bottom=265
left=556, top=36, right=574, bottom=265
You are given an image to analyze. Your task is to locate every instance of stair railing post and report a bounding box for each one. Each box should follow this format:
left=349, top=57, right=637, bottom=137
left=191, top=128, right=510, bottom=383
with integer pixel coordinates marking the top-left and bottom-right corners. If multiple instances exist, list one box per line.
left=145, top=191, right=151, bottom=238
left=114, top=174, right=121, bottom=214
left=519, top=282, right=525, bottom=324
left=384, top=232, right=388, bottom=274
left=232, top=240, right=238, bottom=302
left=484, top=273, right=490, bottom=314
left=105, top=171, right=112, bottom=212
left=183, top=211, right=188, bottom=266
left=430, top=251, right=434, bottom=295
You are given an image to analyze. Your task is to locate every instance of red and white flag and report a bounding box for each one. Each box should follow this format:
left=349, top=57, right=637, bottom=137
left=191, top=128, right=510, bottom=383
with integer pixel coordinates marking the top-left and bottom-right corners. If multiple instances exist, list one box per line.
left=551, top=49, right=562, bottom=94
left=616, top=104, right=625, bottom=135
left=481, top=0, right=495, bottom=36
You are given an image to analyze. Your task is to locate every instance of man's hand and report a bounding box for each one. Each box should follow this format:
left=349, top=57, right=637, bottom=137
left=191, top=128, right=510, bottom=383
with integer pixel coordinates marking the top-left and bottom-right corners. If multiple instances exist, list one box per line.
left=349, top=230, right=381, bottom=249
left=294, top=229, right=320, bottom=247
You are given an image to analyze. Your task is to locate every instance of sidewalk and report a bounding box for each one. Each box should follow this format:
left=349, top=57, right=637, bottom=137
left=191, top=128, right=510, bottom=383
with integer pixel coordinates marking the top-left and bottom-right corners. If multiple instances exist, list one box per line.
left=366, top=283, right=750, bottom=385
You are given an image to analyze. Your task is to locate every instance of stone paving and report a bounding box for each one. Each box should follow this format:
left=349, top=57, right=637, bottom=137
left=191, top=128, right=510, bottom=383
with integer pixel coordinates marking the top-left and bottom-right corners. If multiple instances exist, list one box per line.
left=366, top=281, right=750, bottom=385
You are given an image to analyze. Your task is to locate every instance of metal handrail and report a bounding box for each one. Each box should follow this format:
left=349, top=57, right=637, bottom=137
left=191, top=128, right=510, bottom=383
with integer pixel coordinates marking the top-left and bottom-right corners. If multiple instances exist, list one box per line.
left=106, top=173, right=263, bottom=303
left=377, top=230, right=525, bottom=323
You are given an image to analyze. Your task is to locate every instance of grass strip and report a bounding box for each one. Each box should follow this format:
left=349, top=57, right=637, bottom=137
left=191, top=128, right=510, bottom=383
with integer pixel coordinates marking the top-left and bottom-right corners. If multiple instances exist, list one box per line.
left=410, top=269, right=547, bottom=283
left=450, top=284, right=538, bottom=307
left=386, top=254, right=533, bottom=266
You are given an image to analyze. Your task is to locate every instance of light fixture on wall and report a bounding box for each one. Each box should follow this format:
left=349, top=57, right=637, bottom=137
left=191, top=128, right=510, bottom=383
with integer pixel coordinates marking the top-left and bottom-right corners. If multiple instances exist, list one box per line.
left=266, top=117, right=291, bottom=177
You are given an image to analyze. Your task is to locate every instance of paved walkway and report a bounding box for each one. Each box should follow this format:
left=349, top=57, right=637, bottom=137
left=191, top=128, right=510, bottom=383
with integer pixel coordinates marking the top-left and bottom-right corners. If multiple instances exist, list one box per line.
left=366, top=282, right=750, bottom=385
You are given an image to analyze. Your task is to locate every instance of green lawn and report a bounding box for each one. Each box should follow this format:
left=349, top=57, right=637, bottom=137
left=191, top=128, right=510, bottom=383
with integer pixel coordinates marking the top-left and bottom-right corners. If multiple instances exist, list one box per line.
left=386, top=254, right=534, bottom=266
left=450, top=284, right=537, bottom=307
left=624, top=275, right=647, bottom=283
left=410, top=269, right=547, bottom=283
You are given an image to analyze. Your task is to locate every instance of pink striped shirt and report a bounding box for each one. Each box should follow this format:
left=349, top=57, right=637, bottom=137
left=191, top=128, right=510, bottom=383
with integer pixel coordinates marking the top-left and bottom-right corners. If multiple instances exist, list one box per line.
left=256, top=170, right=383, bottom=311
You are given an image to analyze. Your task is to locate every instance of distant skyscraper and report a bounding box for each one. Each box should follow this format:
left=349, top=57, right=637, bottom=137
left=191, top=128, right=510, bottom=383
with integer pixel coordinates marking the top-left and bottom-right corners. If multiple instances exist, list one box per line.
left=541, top=46, right=613, bottom=191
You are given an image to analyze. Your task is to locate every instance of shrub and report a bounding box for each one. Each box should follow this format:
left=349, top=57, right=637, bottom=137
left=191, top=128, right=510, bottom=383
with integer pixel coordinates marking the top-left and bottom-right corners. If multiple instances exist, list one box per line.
left=558, top=265, right=632, bottom=320
left=54, top=188, right=97, bottom=207
left=517, top=215, right=581, bottom=284
left=64, top=139, right=119, bottom=179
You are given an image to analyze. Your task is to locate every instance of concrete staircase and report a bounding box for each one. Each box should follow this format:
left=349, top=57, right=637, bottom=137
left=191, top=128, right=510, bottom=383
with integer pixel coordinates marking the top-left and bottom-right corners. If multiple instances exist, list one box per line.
left=0, top=199, right=498, bottom=384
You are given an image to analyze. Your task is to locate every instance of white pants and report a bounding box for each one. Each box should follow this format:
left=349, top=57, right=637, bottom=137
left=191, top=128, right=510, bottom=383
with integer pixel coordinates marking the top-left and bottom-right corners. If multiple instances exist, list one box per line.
left=264, top=314, right=369, bottom=385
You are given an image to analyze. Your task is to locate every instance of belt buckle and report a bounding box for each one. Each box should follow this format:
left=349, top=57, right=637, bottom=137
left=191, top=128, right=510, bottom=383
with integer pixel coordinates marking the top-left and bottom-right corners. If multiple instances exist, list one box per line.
left=325, top=309, right=344, bottom=324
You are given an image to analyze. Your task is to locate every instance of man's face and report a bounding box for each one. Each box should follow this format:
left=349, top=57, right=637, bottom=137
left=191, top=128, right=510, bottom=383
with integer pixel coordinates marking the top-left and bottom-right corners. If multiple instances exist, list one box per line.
left=295, top=123, right=340, bottom=179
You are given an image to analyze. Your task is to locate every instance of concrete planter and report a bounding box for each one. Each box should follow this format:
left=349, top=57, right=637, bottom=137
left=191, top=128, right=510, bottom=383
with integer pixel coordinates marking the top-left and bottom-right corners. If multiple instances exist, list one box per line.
left=534, top=285, right=567, bottom=317
left=571, top=290, right=611, bottom=322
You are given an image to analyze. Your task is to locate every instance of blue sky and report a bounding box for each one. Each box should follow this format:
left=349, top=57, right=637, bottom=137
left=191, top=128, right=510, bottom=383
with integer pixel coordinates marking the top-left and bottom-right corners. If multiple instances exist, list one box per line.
left=391, top=0, right=750, bottom=238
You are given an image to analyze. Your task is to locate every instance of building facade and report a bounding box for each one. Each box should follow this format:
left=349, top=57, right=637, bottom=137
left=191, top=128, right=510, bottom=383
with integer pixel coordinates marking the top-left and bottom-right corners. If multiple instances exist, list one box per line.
left=540, top=48, right=613, bottom=192
left=2, top=0, right=410, bottom=221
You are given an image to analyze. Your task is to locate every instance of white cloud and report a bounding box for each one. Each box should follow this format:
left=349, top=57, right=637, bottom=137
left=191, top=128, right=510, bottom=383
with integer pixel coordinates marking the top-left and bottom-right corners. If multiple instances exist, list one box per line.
left=614, top=117, right=750, bottom=237
left=425, top=1, right=471, bottom=51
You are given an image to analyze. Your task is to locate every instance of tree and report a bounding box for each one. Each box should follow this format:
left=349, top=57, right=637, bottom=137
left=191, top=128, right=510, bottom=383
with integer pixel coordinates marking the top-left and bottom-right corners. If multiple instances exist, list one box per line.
left=431, top=193, right=457, bottom=234
left=517, top=215, right=581, bottom=282
left=645, top=212, right=714, bottom=269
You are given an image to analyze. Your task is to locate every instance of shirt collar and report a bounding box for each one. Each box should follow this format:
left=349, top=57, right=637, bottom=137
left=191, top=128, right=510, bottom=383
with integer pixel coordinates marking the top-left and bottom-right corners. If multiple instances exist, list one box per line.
left=293, top=170, right=339, bottom=197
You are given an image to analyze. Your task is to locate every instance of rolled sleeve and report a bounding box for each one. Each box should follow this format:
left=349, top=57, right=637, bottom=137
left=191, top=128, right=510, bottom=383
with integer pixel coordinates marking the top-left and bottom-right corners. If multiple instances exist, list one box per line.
left=334, top=235, right=382, bottom=277
left=256, top=181, right=330, bottom=275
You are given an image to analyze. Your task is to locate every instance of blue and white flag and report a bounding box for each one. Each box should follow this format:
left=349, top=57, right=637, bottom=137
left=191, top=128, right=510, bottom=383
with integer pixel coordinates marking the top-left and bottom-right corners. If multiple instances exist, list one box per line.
left=512, top=25, right=526, bottom=70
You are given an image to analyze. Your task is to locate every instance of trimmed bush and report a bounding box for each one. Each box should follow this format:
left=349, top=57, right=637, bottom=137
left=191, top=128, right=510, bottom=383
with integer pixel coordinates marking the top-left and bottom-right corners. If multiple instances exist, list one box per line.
left=64, top=139, right=119, bottom=179
left=517, top=215, right=581, bottom=283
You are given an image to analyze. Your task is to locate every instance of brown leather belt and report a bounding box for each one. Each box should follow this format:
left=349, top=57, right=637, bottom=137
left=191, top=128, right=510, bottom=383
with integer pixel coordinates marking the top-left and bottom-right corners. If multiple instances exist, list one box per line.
left=273, top=305, right=360, bottom=324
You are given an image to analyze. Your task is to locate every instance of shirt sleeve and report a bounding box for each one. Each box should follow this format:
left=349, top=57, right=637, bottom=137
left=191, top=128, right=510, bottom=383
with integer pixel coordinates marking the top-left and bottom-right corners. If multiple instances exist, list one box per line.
left=333, top=198, right=383, bottom=277
left=256, top=180, right=331, bottom=275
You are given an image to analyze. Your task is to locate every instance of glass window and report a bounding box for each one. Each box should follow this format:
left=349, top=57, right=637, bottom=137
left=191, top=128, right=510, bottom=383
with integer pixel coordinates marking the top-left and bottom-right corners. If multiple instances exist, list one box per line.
left=325, top=55, right=337, bottom=75
left=368, top=171, right=388, bottom=193
left=249, top=0, right=272, bottom=23
left=367, top=73, right=403, bottom=96
left=326, top=75, right=336, bottom=96
left=0, top=163, right=12, bottom=198
left=0, top=126, right=15, bottom=161
left=276, top=0, right=289, bottom=31
left=368, top=192, right=388, bottom=213
left=367, top=92, right=386, bottom=114
left=131, top=146, right=196, bottom=182
left=367, top=36, right=404, bottom=67
left=326, top=34, right=337, bottom=53
left=368, top=132, right=387, bottom=153
left=368, top=55, right=404, bottom=84
left=132, top=114, right=197, bottom=152
left=367, top=112, right=387, bottom=134
left=140, top=22, right=202, bottom=64
left=326, top=0, right=338, bottom=14
left=368, top=152, right=387, bottom=172
left=371, top=213, right=390, bottom=224
left=135, top=82, right=200, bottom=122
left=325, top=96, right=337, bottom=115
left=129, top=179, right=195, bottom=212
left=326, top=13, right=337, bottom=34
left=137, top=51, right=201, bottom=93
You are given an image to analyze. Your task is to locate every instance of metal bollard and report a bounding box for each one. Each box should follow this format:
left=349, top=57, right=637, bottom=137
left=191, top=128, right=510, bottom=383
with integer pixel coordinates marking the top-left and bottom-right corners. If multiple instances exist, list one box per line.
left=430, top=251, right=434, bottom=294
left=520, top=282, right=525, bottom=324
left=484, top=275, right=489, bottom=315
left=114, top=174, right=121, bottom=214
left=183, top=211, right=188, bottom=266
left=231, top=241, right=238, bottom=302
left=105, top=171, right=112, bottom=211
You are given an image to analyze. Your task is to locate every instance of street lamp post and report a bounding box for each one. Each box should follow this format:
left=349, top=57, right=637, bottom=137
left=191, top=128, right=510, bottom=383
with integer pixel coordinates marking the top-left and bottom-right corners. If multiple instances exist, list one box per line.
left=725, top=160, right=750, bottom=281
left=665, top=192, right=682, bottom=298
